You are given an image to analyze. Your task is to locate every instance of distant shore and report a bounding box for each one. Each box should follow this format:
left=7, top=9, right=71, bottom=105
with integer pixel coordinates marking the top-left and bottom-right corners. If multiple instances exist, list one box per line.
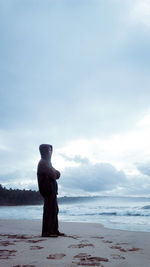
left=0, top=219, right=150, bottom=266
left=1, top=184, right=109, bottom=205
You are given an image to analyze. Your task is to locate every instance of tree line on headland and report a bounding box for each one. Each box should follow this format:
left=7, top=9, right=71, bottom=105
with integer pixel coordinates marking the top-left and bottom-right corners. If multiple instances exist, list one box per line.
left=0, top=184, right=43, bottom=205
left=0, top=184, right=98, bottom=206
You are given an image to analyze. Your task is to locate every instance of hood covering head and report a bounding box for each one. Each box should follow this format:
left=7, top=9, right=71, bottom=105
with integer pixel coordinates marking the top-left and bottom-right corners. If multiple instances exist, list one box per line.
left=39, top=144, right=53, bottom=160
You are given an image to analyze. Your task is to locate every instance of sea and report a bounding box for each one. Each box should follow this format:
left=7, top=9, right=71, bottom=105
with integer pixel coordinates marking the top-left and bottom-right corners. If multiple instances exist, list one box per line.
left=1, top=196, right=150, bottom=232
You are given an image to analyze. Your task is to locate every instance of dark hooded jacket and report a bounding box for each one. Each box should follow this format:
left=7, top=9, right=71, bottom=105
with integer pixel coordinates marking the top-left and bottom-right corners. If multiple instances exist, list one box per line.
left=37, top=144, right=60, bottom=197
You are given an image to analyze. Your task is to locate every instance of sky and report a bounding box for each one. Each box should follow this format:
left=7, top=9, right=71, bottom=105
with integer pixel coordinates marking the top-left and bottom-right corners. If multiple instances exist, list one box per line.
left=0, top=0, right=150, bottom=196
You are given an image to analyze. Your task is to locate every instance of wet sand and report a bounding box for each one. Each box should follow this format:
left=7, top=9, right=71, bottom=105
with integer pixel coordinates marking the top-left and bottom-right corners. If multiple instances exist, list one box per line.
left=0, top=219, right=150, bottom=266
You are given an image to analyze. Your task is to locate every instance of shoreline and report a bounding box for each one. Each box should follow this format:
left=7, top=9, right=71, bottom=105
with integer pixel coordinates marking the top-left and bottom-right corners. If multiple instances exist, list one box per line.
left=1, top=216, right=150, bottom=233
left=0, top=217, right=150, bottom=233
left=0, top=219, right=150, bottom=266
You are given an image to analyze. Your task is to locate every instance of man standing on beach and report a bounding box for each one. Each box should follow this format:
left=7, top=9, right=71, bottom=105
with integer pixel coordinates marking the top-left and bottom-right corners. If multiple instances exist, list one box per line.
left=37, top=144, right=64, bottom=237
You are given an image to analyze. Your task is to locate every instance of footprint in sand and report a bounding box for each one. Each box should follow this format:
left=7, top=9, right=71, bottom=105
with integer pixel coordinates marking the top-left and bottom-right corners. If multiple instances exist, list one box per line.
left=0, top=241, right=15, bottom=246
left=111, top=254, right=126, bottom=260
left=30, top=246, right=44, bottom=250
left=110, top=245, right=128, bottom=252
left=102, top=240, right=113, bottom=244
left=68, top=243, right=94, bottom=248
left=71, top=252, right=109, bottom=267
left=27, top=239, right=46, bottom=244
left=47, top=253, right=66, bottom=260
left=0, top=249, right=17, bottom=259
left=4, top=234, right=29, bottom=240
left=110, top=245, right=142, bottom=253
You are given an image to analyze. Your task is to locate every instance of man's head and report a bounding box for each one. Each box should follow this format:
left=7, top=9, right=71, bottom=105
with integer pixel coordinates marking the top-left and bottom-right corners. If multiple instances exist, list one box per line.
left=39, top=144, right=53, bottom=160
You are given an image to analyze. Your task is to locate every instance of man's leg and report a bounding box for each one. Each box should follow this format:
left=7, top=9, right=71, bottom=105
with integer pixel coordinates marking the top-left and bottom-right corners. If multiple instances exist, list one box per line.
left=42, top=195, right=57, bottom=237
left=54, top=197, right=65, bottom=236
left=53, top=197, right=59, bottom=234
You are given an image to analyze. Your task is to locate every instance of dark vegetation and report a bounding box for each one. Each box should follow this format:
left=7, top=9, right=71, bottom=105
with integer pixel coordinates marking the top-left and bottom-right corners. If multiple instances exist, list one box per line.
left=0, top=184, right=43, bottom=205
left=0, top=184, right=99, bottom=206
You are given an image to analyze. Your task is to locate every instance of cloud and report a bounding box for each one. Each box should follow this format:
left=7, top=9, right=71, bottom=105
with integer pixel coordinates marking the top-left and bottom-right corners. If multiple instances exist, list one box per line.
left=59, top=154, right=90, bottom=165
left=59, top=155, right=150, bottom=197
left=130, top=0, right=150, bottom=27
left=0, top=0, right=150, bottom=197
left=0, top=170, right=38, bottom=190
left=60, top=156, right=126, bottom=194
left=136, top=162, right=150, bottom=176
left=57, top=109, right=150, bottom=175
left=1, top=109, right=150, bottom=197
left=121, top=173, right=150, bottom=196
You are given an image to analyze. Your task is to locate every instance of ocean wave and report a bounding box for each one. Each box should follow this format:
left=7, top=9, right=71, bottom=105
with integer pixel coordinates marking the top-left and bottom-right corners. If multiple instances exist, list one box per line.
left=65, top=211, right=150, bottom=217
left=142, top=205, right=150, bottom=210
left=98, top=212, right=117, bottom=216
left=99, top=212, right=150, bottom=216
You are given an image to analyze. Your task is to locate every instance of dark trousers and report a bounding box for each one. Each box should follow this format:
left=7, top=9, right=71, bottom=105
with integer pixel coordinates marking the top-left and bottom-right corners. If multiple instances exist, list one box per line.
left=42, top=194, right=58, bottom=236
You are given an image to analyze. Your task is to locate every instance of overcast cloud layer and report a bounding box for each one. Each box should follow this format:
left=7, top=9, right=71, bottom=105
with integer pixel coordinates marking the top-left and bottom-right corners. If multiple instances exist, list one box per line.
left=0, top=0, right=150, bottom=196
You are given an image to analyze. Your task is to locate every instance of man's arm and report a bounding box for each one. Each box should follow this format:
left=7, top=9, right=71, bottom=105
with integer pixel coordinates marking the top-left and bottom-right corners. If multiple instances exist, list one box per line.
left=51, top=168, right=60, bottom=179
left=38, top=160, right=60, bottom=180
left=55, top=170, right=60, bottom=179
left=37, top=173, right=54, bottom=197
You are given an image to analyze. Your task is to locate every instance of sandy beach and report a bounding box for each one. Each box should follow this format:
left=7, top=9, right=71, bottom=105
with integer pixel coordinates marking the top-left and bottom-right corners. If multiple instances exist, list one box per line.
left=0, top=219, right=150, bottom=267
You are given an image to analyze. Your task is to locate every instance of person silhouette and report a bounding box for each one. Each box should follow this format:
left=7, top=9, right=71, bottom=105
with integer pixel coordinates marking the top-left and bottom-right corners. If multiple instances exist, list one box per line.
left=37, top=144, right=64, bottom=237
